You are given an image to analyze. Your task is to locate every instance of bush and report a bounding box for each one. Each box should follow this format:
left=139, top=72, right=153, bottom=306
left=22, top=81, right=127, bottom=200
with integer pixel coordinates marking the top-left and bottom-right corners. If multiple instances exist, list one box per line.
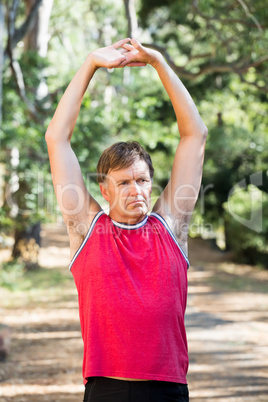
left=223, top=185, right=268, bottom=267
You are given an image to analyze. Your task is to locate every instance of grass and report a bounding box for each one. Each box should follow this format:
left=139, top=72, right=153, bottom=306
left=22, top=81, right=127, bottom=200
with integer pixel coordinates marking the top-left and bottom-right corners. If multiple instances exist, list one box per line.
left=0, top=260, right=71, bottom=291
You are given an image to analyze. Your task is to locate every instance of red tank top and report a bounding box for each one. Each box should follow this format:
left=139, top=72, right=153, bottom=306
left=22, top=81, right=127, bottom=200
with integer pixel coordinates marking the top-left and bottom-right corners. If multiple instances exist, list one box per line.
left=70, top=211, right=189, bottom=384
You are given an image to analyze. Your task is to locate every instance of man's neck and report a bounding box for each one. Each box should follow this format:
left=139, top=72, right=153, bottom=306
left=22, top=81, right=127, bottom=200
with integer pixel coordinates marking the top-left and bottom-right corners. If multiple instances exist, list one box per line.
left=109, top=211, right=147, bottom=225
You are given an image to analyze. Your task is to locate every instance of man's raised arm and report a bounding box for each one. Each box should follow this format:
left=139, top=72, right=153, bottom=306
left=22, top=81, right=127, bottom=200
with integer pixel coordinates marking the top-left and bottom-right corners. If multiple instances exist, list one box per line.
left=122, top=39, right=208, bottom=248
left=151, top=53, right=208, bottom=238
left=45, top=39, right=134, bottom=241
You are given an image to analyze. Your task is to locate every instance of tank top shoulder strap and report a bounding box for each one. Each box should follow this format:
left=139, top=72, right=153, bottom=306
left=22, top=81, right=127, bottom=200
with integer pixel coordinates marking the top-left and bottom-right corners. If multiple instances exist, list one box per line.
left=150, top=212, right=190, bottom=268
left=69, top=210, right=105, bottom=270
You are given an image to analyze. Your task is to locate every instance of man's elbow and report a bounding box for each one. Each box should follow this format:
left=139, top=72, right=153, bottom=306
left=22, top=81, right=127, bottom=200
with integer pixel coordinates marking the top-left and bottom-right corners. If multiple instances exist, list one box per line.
left=45, top=125, right=71, bottom=145
left=45, top=123, right=55, bottom=143
left=202, top=124, right=208, bottom=139
left=192, top=124, right=207, bottom=142
left=45, top=127, right=60, bottom=150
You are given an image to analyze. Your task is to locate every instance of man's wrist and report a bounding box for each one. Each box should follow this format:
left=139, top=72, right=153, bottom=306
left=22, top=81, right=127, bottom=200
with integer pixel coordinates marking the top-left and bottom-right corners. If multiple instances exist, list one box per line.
left=86, top=52, right=99, bottom=73
left=149, top=53, right=165, bottom=70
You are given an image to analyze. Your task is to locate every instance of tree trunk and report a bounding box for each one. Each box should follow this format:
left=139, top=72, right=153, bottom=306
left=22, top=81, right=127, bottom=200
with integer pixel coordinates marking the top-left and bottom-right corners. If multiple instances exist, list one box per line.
left=124, top=0, right=138, bottom=38
left=0, top=2, right=4, bottom=127
left=24, top=0, right=54, bottom=99
left=12, top=223, right=41, bottom=270
left=24, top=0, right=53, bottom=55
left=7, top=147, right=41, bottom=269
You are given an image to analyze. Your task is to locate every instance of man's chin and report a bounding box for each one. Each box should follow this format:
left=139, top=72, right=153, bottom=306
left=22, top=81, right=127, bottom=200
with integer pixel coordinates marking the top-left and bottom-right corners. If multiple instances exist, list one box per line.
left=125, top=204, right=148, bottom=217
left=128, top=203, right=145, bottom=211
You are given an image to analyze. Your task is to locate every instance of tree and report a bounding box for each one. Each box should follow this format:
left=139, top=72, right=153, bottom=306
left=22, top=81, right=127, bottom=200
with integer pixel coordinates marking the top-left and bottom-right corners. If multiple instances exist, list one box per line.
left=0, top=2, right=4, bottom=127
left=139, top=0, right=268, bottom=91
left=1, top=0, right=53, bottom=269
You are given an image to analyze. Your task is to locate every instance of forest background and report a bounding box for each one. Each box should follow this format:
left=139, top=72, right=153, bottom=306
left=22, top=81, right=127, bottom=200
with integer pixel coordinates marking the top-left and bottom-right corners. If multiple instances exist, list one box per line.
left=0, top=0, right=268, bottom=270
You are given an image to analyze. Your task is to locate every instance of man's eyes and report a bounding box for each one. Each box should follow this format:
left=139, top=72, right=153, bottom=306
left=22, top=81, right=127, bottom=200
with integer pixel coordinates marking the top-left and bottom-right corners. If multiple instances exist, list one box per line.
left=119, top=179, right=148, bottom=186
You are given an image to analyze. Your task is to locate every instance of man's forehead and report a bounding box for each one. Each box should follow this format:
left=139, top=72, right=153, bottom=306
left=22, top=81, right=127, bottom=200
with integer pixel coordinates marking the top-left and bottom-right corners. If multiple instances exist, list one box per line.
left=108, top=160, right=150, bottom=179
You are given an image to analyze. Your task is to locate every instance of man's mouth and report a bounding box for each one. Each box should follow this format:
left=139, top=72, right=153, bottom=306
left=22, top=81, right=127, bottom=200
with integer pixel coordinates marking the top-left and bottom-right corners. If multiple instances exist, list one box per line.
left=128, top=199, right=144, bottom=205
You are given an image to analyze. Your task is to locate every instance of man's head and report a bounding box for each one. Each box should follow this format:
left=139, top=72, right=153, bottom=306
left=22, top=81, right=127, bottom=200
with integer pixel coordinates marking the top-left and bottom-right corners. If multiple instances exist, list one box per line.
left=97, top=141, right=154, bottom=223
left=97, top=141, right=154, bottom=184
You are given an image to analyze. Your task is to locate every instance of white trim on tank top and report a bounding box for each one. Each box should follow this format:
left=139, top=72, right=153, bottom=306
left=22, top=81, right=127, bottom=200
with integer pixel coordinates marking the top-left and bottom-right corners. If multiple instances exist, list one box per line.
left=111, top=215, right=148, bottom=229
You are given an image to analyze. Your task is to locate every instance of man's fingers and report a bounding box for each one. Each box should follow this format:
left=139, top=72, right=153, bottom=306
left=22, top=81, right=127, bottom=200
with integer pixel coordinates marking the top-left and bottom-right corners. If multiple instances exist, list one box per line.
left=120, top=59, right=130, bottom=68
left=120, top=60, right=147, bottom=68
left=107, top=56, right=127, bottom=68
left=119, top=48, right=133, bottom=55
left=131, top=38, right=142, bottom=49
left=113, top=38, right=131, bottom=49
left=118, top=48, right=127, bottom=55
left=112, top=38, right=143, bottom=50
left=128, top=62, right=147, bottom=67
left=121, top=44, right=134, bottom=51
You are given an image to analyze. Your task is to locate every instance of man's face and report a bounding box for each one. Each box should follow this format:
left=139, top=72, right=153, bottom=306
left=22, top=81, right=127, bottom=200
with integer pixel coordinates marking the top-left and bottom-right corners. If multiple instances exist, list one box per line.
left=99, top=158, right=152, bottom=224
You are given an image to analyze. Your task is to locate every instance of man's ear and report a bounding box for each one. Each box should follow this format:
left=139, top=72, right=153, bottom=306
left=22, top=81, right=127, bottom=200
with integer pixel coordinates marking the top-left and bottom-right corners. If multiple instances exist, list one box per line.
left=99, top=182, right=110, bottom=202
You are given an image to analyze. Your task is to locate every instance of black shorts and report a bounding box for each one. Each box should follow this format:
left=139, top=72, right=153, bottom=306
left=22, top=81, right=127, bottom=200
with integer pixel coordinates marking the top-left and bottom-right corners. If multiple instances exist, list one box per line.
left=83, top=377, right=189, bottom=402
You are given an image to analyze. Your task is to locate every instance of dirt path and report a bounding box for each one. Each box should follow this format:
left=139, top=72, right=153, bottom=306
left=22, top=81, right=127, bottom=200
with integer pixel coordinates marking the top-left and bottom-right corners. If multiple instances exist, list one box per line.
left=187, top=238, right=268, bottom=401
left=0, top=227, right=268, bottom=401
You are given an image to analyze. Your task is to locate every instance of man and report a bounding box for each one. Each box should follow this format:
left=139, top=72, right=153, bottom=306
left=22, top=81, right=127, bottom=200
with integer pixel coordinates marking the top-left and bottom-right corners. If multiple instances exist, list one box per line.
left=46, top=38, right=207, bottom=402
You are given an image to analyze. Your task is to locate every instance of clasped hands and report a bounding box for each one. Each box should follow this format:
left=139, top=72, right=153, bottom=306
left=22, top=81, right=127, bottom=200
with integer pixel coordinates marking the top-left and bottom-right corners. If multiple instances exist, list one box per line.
left=89, top=38, right=162, bottom=70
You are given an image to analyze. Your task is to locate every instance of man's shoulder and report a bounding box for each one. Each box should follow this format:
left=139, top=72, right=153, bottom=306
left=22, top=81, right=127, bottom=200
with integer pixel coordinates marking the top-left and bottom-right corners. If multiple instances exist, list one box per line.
left=68, top=209, right=105, bottom=261
left=149, top=211, right=188, bottom=257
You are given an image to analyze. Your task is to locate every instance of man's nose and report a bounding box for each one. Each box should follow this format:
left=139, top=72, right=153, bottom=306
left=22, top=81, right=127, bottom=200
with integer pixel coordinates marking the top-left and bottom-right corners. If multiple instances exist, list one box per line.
left=129, top=181, right=141, bottom=195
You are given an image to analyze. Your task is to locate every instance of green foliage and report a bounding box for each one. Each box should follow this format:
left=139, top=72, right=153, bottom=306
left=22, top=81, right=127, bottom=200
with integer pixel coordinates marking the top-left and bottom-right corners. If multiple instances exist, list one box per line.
left=1, top=53, right=52, bottom=233
left=0, top=260, right=70, bottom=292
left=199, top=77, right=268, bottom=227
left=223, top=185, right=268, bottom=267
left=0, top=259, right=27, bottom=291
